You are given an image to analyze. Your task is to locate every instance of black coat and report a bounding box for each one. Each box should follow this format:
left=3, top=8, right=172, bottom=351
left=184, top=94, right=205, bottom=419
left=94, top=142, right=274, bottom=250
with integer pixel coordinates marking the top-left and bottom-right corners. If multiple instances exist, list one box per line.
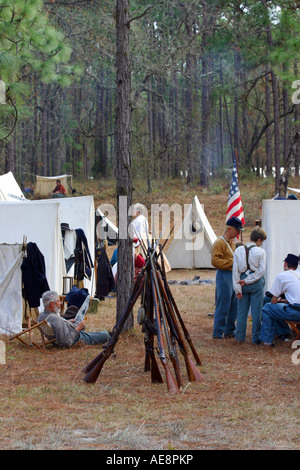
left=74, top=229, right=94, bottom=281
left=21, top=242, right=50, bottom=308
left=96, top=247, right=115, bottom=298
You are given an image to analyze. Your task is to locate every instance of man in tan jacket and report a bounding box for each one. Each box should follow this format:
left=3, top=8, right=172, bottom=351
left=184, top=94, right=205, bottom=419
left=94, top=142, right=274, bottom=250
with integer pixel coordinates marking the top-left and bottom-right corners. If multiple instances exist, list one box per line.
left=211, top=217, right=243, bottom=339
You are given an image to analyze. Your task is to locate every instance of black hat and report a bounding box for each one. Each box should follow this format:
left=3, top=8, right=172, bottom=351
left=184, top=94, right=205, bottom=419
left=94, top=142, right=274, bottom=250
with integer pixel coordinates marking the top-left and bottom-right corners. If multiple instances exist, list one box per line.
left=226, top=217, right=244, bottom=231
left=284, top=253, right=300, bottom=267
left=61, top=222, right=71, bottom=232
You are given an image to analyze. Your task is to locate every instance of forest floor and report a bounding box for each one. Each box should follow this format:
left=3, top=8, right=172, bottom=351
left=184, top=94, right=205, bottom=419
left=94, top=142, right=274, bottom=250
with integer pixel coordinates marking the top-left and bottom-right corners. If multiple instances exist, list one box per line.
left=0, top=175, right=299, bottom=451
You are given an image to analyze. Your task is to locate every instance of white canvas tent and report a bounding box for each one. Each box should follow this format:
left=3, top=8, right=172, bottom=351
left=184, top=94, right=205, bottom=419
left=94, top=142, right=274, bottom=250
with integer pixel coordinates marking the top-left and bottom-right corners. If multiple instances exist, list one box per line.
left=0, top=200, right=66, bottom=294
left=33, top=196, right=95, bottom=295
left=35, top=174, right=72, bottom=196
left=0, top=244, right=25, bottom=335
left=262, top=199, right=300, bottom=290
left=166, top=195, right=217, bottom=269
left=0, top=195, right=96, bottom=334
left=0, top=171, right=26, bottom=202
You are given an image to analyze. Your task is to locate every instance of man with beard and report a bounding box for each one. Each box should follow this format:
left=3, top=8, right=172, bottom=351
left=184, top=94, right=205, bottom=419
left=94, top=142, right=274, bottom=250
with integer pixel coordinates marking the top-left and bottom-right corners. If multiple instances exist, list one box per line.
left=38, top=291, right=110, bottom=347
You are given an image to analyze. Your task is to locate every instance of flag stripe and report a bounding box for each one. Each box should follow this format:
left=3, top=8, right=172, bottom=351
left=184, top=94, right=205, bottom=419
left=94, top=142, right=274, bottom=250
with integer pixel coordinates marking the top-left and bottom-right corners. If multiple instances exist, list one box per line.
left=226, top=159, right=245, bottom=225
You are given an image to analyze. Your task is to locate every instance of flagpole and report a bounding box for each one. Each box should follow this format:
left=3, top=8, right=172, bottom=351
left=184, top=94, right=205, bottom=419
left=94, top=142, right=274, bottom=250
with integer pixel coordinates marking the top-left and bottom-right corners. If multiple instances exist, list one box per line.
left=235, top=147, right=243, bottom=242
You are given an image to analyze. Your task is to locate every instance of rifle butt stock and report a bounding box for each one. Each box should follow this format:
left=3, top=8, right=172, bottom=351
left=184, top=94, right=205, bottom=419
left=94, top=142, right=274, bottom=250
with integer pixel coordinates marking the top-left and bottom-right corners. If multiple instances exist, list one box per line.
left=83, top=354, right=108, bottom=383
left=82, top=350, right=105, bottom=373
left=150, top=352, right=163, bottom=383
left=183, top=354, right=204, bottom=382
left=161, top=359, right=180, bottom=393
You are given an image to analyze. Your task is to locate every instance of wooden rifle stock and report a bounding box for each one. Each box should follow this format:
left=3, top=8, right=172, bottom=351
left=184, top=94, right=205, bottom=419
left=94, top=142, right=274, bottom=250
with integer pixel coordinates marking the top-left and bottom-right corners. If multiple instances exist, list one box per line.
left=143, top=273, right=163, bottom=383
left=150, top=268, right=180, bottom=394
left=156, top=272, right=204, bottom=382
left=83, top=270, right=146, bottom=383
left=158, top=255, right=202, bottom=366
left=150, top=258, right=183, bottom=388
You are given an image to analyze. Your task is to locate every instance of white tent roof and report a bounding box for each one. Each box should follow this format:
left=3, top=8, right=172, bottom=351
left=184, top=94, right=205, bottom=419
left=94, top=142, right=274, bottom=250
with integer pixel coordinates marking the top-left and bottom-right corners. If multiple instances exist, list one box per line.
left=0, top=200, right=66, bottom=295
left=262, top=199, right=300, bottom=290
left=0, top=171, right=26, bottom=202
left=166, top=196, right=217, bottom=269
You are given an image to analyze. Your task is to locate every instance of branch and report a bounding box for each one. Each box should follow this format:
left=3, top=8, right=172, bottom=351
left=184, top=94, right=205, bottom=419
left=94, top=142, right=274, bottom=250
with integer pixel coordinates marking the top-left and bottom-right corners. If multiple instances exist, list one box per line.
left=128, top=1, right=163, bottom=25
left=0, top=96, right=18, bottom=142
left=247, top=105, right=296, bottom=160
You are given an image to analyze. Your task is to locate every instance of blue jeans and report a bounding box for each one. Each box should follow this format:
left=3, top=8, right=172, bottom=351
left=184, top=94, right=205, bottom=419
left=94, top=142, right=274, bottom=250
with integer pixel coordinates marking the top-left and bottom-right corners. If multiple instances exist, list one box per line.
left=235, top=275, right=265, bottom=343
left=260, top=303, right=300, bottom=344
left=213, top=269, right=237, bottom=338
left=74, top=330, right=110, bottom=346
left=263, top=295, right=290, bottom=337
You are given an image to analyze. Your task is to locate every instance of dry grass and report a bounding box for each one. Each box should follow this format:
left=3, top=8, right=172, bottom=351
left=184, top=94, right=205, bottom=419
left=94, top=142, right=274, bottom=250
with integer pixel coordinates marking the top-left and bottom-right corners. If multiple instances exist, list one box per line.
left=0, top=176, right=299, bottom=450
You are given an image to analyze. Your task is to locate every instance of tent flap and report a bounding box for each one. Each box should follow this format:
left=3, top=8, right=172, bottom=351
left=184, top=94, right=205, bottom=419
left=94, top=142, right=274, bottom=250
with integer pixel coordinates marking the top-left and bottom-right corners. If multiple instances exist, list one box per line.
left=166, top=196, right=217, bottom=269
left=0, top=244, right=24, bottom=335
left=262, top=199, right=300, bottom=290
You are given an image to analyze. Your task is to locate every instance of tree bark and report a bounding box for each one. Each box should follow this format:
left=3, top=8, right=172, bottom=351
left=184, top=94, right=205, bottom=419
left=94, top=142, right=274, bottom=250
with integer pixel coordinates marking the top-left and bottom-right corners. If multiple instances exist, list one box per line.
left=115, top=0, right=133, bottom=330
left=262, top=0, right=281, bottom=193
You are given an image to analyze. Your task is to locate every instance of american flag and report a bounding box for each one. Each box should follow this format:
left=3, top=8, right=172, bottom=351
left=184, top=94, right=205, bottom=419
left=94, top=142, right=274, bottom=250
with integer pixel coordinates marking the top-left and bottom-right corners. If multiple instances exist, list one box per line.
left=226, top=159, right=245, bottom=224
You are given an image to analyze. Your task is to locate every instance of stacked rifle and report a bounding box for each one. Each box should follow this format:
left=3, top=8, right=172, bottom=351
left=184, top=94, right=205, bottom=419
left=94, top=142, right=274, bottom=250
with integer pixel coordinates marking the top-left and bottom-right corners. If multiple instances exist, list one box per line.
left=82, top=237, right=203, bottom=393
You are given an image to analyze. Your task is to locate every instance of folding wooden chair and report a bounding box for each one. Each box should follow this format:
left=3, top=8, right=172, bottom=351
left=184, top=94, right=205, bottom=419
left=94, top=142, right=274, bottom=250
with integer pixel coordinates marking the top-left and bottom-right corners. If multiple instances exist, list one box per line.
left=285, top=320, right=300, bottom=341
left=9, top=319, right=55, bottom=349
left=10, top=294, right=93, bottom=348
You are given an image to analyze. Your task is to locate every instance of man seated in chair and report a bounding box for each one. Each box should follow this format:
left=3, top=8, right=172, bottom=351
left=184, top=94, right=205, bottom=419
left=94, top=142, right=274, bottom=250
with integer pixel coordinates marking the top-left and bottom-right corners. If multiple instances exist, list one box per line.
left=260, top=253, right=300, bottom=346
left=38, top=291, right=110, bottom=348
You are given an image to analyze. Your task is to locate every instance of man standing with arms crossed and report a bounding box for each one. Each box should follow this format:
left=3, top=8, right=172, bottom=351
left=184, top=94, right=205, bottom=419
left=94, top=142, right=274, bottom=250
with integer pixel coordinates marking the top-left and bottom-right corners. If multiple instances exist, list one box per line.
left=211, top=217, right=244, bottom=339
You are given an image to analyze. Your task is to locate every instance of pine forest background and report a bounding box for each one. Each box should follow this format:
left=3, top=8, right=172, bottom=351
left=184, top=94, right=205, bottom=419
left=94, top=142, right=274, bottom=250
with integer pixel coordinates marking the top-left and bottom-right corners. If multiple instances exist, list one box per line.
left=0, top=0, right=300, bottom=195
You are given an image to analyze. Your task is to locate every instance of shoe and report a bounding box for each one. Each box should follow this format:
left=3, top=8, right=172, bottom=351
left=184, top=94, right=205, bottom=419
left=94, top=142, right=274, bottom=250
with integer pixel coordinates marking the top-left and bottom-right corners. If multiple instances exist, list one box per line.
left=212, top=336, right=224, bottom=340
left=263, top=342, right=275, bottom=347
left=224, top=334, right=235, bottom=339
left=253, top=340, right=263, bottom=345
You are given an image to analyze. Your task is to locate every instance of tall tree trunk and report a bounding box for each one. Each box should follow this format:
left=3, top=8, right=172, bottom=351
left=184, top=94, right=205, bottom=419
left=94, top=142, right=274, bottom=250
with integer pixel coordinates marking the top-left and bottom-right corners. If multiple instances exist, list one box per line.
left=262, top=0, right=281, bottom=194
left=147, top=80, right=153, bottom=193
left=233, top=46, right=240, bottom=159
left=4, top=138, right=14, bottom=173
left=265, top=72, right=272, bottom=176
left=200, top=52, right=212, bottom=185
left=200, top=2, right=216, bottom=185
left=115, top=0, right=133, bottom=329
left=41, top=84, right=48, bottom=175
left=185, top=15, right=194, bottom=184
left=294, top=66, right=300, bottom=178
left=282, top=64, right=289, bottom=167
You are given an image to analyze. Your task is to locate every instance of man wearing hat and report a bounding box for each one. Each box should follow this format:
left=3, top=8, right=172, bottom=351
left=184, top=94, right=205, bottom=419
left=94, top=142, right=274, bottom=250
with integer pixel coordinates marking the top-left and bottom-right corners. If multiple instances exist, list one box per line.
left=211, top=216, right=244, bottom=339
left=260, top=253, right=300, bottom=346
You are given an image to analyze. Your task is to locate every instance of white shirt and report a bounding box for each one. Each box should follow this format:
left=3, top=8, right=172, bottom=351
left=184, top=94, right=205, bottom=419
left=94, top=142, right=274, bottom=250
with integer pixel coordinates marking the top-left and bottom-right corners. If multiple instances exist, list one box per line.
left=270, top=269, right=300, bottom=304
left=129, top=214, right=149, bottom=240
left=232, top=243, right=266, bottom=294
